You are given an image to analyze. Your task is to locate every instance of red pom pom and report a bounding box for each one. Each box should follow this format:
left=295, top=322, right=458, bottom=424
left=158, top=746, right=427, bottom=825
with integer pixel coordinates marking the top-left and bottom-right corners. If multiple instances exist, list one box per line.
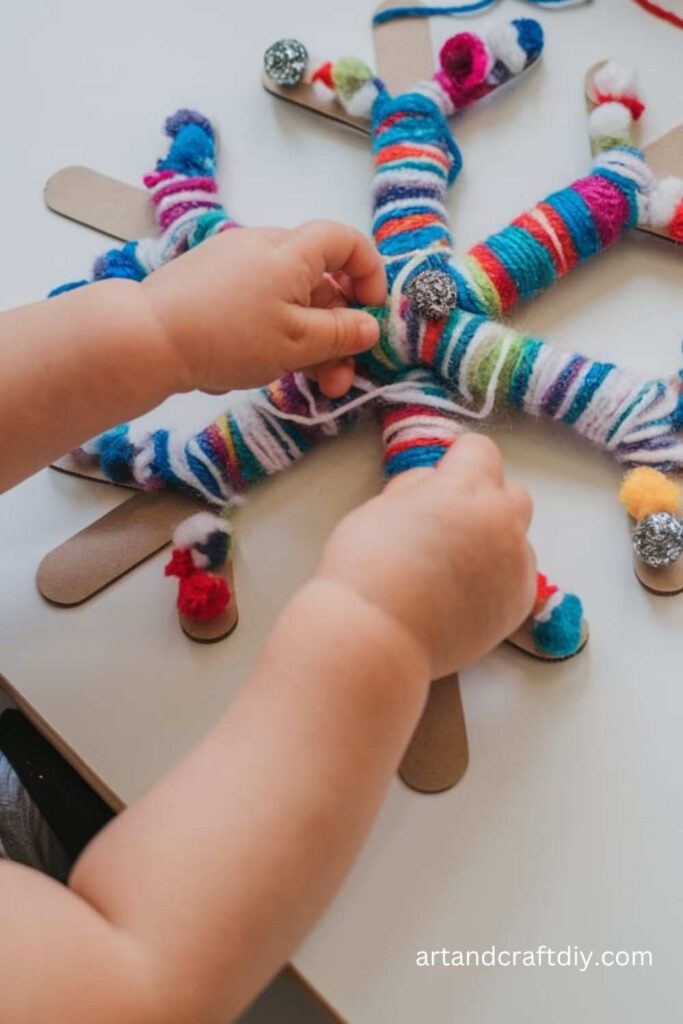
left=535, top=572, right=558, bottom=611
left=312, top=61, right=334, bottom=89
left=177, top=572, right=231, bottom=621
left=439, top=33, right=490, bottom=101
left=669, top=200, right=683, bottom=243
left=165, top=547, right=195, bottom=579
left=595, top=92, right=645, bottom=121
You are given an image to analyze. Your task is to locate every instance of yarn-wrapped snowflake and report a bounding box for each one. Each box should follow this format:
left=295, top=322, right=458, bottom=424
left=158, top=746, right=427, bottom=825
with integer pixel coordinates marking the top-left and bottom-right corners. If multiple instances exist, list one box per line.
left=53, top=22, right=683, bottom=658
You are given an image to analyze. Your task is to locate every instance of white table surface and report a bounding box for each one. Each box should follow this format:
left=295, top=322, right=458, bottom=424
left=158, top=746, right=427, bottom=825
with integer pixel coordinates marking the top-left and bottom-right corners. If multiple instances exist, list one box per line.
left=2, top=1, right=683, bottom=1020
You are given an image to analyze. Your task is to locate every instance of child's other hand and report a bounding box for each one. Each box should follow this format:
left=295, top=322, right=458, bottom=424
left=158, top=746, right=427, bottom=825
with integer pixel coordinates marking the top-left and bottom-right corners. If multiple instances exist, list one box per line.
left=316, top=435, right=537, bottom=678
left=142, top=221, right=386, bottom=398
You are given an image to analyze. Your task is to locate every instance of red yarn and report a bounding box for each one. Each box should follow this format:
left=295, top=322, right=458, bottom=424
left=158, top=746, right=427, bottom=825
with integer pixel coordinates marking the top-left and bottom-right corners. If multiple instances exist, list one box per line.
left=312, top=61, right=334, bottom=89
left=535, top=573, right=558, bottom=609
left=177, top=572, right=231, bottom=621
left=165, top=547, right=195, bottom=579
left=669, top=202, right=683, bottom=243
left=633, top=0, right=683, bottom=29
left=594, top=92, right=645, bottom=121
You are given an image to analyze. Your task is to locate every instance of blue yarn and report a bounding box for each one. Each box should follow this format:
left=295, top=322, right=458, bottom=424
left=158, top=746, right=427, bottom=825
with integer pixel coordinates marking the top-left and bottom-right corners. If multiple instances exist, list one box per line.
left=532, top=593, right=583, bottom=658
left=48, top=280, right=89, bottom=297
left=98, top=425, right=135, bottom=484
left=513, top=18, right=544, bottom=61
left=373, top=0, right=588, bottom=24
left=372, top=91, right=462, bottom=185
left=157, top=117, right=216, bottom=178
left=93, top=242, right=146, bottom=282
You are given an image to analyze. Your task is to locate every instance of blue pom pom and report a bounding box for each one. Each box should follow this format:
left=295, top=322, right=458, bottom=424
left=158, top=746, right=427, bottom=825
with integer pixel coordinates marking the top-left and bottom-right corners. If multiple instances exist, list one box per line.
left=93, top=242, right=146, bottom=282
left=513, top=18, right=544, bottom=63
left=532, top=593, right=583, bottom=659
left=157, top=112, right=216, bottom=177
left=48, top=280, right=89, bottom=297
left=98, top=425, right=135, bottom=483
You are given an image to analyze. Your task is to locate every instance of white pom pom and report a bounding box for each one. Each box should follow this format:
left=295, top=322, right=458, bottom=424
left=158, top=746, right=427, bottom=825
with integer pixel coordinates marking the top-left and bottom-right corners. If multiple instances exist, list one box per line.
left=312, top=79, right=335, bottom=105
left=648, top=176, right=683, bottom=228
left=589, top=101, right=632, bottom=140
left=173, top=512, right=230, bottom=551
left=593, top=60, right=639, bottom=101
left=487, top=23, right=527, bottom=75
left=338, top=80, right=378, bottom=119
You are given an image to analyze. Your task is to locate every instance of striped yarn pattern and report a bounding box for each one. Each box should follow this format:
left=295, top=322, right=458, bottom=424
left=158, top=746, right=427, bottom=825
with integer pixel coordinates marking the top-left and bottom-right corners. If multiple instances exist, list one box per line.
left=371, top=89, right=461, bottom=289
left=451, top=148, right=651, bottom=319
left=49, top=110, right=238, bottom=296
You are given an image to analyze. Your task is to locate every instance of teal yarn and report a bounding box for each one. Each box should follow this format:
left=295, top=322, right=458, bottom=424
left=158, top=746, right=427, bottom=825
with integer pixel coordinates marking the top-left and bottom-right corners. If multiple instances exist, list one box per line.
left=532, top=594, right=584, bottom=659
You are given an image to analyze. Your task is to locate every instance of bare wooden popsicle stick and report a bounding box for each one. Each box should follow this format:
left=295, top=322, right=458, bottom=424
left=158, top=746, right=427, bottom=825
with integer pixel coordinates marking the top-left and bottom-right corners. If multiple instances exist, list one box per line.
left=37, top=490, right=203, bottom=606
left=44, top=165, right=156, bottom=242
left=399, top=674, right=468, bottom=793
left=585, top=61, right=683, bottom=243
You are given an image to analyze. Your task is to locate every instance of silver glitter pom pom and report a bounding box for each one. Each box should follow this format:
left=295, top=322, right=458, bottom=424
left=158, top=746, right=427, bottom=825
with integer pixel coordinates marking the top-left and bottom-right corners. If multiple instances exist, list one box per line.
left=406, top=269, right=458, bottom=321
left=633, top=511, right=683, bottom=568
left=264, top=39, right=308, bottom=87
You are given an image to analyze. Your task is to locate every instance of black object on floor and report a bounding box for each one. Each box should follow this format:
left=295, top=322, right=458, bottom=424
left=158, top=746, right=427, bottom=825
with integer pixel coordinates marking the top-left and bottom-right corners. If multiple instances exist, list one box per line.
left=0, top=709, right=115, bottom=861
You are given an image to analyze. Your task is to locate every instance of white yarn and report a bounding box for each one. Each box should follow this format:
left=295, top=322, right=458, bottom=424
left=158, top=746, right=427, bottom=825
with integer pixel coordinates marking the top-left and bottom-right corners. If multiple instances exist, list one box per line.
left=647, top=176, right=683, bottom=228
left=487, top=23, right=527, bottom=75
left=593, top=60, right=639, bottom=102
left=589, top=101, right=632, bottom=141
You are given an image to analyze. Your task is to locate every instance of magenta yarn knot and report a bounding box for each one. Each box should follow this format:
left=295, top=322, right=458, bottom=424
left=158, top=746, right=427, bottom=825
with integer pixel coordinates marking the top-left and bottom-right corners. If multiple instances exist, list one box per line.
left=435, top=33, right=492, bottom=108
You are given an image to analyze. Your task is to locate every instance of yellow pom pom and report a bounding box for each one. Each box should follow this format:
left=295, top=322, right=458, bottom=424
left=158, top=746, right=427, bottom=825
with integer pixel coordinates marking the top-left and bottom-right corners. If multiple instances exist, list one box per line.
left=619, top=467, right=681, bottom=520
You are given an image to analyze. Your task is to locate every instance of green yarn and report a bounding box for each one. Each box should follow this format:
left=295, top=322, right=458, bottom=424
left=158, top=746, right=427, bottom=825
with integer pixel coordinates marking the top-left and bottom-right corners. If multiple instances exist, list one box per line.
left=332, top=58, right=373, bottom=100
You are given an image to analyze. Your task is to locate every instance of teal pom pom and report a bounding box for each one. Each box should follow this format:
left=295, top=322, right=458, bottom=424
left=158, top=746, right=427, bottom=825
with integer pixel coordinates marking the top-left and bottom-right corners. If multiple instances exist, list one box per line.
left=532, top=593, right=583, bottom=659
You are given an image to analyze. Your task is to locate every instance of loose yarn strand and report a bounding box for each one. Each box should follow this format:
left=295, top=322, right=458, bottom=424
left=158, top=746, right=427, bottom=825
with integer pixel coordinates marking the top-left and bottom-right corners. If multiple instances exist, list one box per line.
left=373, top=0, right=589, bottom=25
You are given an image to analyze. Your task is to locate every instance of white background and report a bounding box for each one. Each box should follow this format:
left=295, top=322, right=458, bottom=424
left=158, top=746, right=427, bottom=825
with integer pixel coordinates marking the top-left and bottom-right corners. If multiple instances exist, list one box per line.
left=2, top=1, right=683, bottom=1021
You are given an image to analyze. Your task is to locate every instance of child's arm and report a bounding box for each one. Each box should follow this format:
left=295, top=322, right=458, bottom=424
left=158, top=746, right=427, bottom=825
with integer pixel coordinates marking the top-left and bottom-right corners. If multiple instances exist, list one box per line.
left=0, top=435, right=535, bottom=1024
left=0, top=221, right=384, bottom=492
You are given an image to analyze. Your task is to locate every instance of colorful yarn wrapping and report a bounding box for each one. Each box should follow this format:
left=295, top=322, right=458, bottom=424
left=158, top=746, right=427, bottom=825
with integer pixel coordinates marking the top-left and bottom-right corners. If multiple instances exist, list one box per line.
left=57, top=57, right=683, bottom=657
left=372, top=1, right=588, bottom=25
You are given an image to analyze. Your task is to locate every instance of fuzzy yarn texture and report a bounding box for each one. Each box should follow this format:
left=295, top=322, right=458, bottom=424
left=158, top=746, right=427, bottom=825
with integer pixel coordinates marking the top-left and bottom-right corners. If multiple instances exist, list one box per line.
left=619, top=466, right=681, bottom=519
left=56, top=49, right=683, bottom=657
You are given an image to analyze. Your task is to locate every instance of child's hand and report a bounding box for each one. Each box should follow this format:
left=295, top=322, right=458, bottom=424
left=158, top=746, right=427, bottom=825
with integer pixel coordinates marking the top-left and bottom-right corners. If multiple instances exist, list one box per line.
left=316, top=434, right=537, bottom=678
left=142, top=221, right=387, bottom=398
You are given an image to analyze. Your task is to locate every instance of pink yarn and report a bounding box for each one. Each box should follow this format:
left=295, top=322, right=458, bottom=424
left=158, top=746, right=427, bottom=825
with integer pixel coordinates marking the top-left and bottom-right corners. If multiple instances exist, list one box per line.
left=435, top=33, right=492, bottom=108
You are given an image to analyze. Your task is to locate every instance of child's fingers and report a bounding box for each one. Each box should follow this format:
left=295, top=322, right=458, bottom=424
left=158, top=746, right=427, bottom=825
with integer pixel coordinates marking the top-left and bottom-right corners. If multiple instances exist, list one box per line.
left=292, top=220, right=387, bottom=308
left=310, top=274, right=348, bottom=311
left=290, top=305, right=379, bottom=365
left=505, top=481, right=533, bottom=531
left=436, top=434, right=505, bottom=489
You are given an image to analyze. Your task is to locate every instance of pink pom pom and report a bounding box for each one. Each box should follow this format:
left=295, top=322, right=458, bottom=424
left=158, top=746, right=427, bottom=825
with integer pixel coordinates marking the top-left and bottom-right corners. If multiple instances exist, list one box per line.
left=436, top=33, right=492, bottom=107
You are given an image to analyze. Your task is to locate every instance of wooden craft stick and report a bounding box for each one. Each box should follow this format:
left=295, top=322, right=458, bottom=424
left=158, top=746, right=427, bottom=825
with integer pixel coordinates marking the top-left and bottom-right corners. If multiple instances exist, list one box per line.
left=399, top=674, right=469, bottom=793
left=51, top=453, right=140, bottom=489
left=374, top=0, right=434, bottom=93
left=261, top=76, right=369, bottom=135
left=37, top=490, right=203, bottom=606
left=507, top=619, right=590, bottom=662
left=178, top=560, right=240, bottom=643
left=625, top=516, right=683, bottom=596
left=44, top=165, right=156, bottom=242
left=261, top=0, right=433, bottom=130
left=585, top=61, right=683, bottom=243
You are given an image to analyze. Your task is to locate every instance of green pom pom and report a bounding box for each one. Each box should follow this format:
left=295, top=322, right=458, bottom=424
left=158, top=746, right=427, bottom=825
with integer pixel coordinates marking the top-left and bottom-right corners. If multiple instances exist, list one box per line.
left=332, top=58, right=373, bottom=100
